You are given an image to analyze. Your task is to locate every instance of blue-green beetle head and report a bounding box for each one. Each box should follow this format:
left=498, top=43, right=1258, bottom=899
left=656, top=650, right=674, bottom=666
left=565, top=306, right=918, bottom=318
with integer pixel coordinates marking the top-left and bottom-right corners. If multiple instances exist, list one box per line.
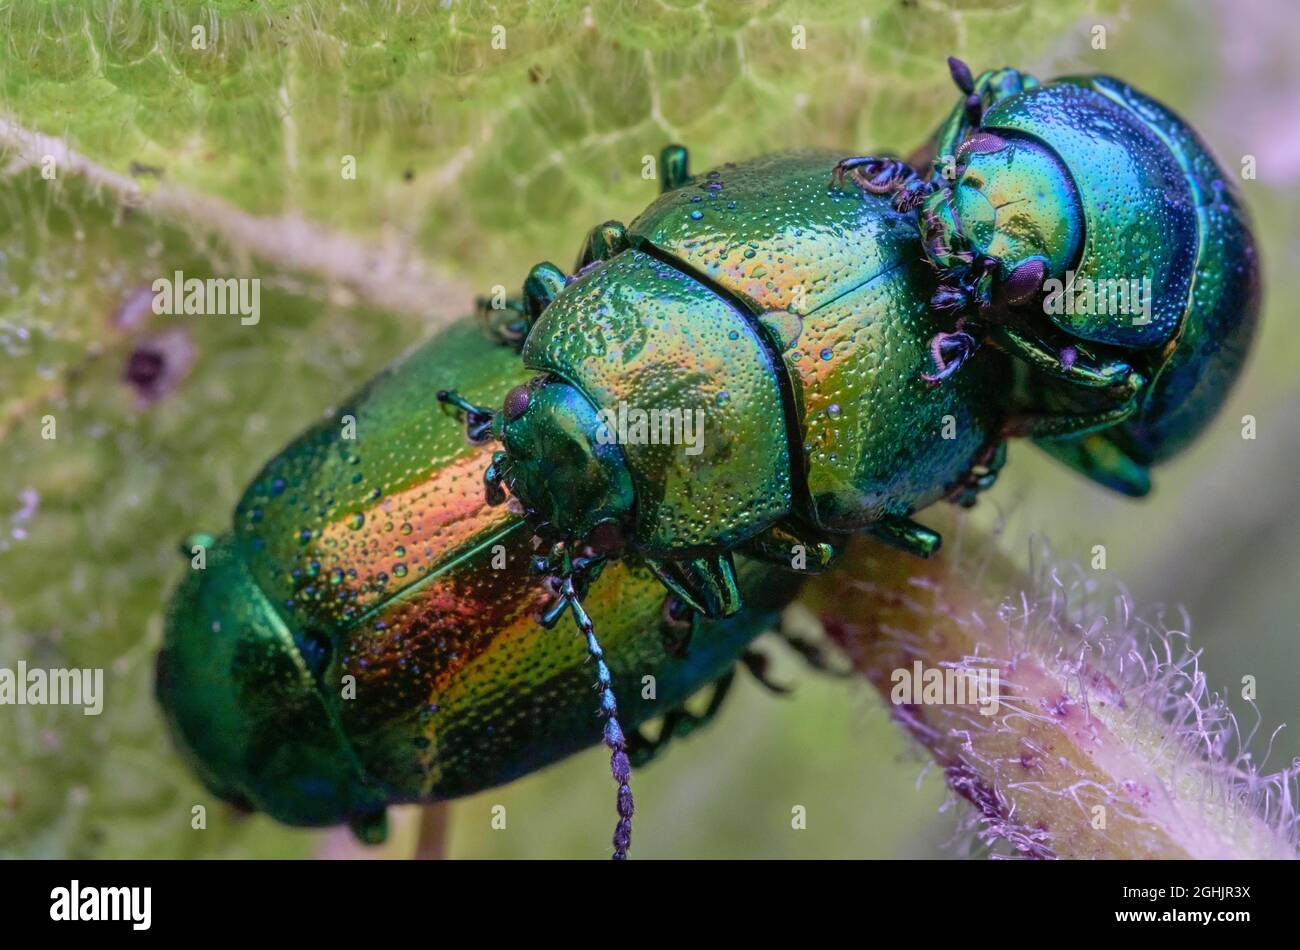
left=491, top=376, right=635, bottom=550
left=922, top=75, right=1208, bottom=352
left=919, top=131, right=1084, bottom=316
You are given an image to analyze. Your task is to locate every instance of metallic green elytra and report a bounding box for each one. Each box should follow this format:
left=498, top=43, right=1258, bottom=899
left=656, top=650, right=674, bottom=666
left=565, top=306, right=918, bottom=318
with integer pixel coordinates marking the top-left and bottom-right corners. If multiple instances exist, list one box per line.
left=160, top=57, right=1258, bottom=857
left=157, top=316, right=802, bottom=842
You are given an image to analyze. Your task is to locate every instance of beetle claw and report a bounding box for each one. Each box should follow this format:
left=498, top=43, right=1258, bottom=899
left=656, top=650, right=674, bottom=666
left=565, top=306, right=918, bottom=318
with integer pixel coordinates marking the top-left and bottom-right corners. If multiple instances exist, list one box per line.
left=921, top=329, right=980, bottom=382
left=483, top=454, right=508, bottom=506
left=438, top=389, right=497, bottom=444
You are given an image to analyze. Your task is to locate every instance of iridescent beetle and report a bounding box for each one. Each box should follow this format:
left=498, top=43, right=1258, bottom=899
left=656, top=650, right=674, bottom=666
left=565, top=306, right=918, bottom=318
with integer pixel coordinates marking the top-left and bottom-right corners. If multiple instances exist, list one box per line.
left=158, top=316, right=806, bottom=853
left=834, top=59, right=1259, bottom=494
left=435, top=59, right=1258, bottom=852
left=160, top=59, right=1257, bottom=859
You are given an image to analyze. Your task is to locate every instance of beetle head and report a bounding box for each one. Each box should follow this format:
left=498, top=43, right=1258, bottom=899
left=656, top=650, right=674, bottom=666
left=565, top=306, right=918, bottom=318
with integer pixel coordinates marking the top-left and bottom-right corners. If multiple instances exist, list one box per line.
left=920, top=132, right=1083, bottom=318
left=491, top=376, right=635, bottom=552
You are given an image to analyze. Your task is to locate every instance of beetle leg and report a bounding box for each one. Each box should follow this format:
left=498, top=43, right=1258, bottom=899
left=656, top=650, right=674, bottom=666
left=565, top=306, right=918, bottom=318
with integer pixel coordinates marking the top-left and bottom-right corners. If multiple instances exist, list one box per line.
left=644, top=553, right=742, bottom=619
left=1002, top=388, right=1145, bottom=441
left=522, top=261, right=567, bottom=325
left=989, top=324, right=1142, bottom=393
left=348, top=808, right=389, bottom=846
left=831, top=155, right=940, bottom=214
left=946, top=438, right=1007, bottom=508
left=774, top=616, right=853, bottom=677
left=740, top=648, right=793, bottom=694
left=574, top=220, right=630, bottom=271
left=1036, top=431, right=1152, bottom=497
left=831, top=155, right=910, bottom=192
left=920, top=328, right=980, bottom=381
left=660, top=144, right=690, bottom=192
left=625, top=671, right=735, bottom=768
left=475, top=293, right=529, bottom=347
left=778, top=635, right=852, bottom=677
left=740, top=518, right=839, bottom=573
left=867, top=515, right=942, bottom=559
left=436, top=389, right=496, bottom=444
left=988, top=324, right=1151, bottom=438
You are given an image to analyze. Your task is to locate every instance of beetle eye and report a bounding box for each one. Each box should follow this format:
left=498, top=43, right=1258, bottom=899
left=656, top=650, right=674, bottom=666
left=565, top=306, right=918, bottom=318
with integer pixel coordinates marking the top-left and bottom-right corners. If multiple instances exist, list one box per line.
left=1003, top=258, right=1047, bottom=306
left=504, top=385, right=531, bottom=421
left=955, top=131, right=1005, bottom=160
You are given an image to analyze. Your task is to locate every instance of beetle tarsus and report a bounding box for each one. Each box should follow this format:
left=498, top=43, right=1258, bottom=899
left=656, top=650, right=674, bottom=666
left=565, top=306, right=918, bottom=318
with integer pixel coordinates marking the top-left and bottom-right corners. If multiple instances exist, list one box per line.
left=438, top=389, right=496, bottom=444
left=740, top=649, right=792, bottom=695
left=775, top=621, right=853, bottom=677
left=920, top=328, right=980, bottom=382
left=625, top=671, right=736, bottom=768
left=946, top=438, right=1007, bottom=508
left=830, top=156, right=939, bottom=215
left=475, top=294, right=529, bottom=347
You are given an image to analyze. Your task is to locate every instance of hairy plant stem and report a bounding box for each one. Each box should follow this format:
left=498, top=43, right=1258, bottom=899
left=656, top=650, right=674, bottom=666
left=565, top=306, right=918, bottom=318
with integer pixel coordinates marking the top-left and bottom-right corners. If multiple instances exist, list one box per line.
left=801, top=512, right=1298, bottom=859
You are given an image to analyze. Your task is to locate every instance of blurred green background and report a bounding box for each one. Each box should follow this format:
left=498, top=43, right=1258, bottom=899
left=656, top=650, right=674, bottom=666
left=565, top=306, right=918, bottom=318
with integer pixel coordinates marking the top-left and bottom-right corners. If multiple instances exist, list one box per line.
left=1, top=0, right=1297, bottom=858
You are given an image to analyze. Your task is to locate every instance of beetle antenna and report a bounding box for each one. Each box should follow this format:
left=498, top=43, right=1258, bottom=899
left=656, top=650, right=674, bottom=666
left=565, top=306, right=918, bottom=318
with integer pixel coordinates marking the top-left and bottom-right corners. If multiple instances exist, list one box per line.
left=560, top=574, right=635, bottom=860
left=947, top=56, right=976, bottom=95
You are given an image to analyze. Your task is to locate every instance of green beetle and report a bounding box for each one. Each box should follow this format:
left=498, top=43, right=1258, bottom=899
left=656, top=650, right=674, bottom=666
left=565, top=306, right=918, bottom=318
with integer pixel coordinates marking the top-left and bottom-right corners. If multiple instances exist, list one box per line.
left=433, top=61, right=1255, bottom=853
left=456, top=147, right=1012, bottom=619
left=157, top=316, right=803, bottom=851
left=836, top=59, right=1259, bottom=496
left=437, top=151, right=1014, bottom=855
left=161, top=58, right=1257, bottom=858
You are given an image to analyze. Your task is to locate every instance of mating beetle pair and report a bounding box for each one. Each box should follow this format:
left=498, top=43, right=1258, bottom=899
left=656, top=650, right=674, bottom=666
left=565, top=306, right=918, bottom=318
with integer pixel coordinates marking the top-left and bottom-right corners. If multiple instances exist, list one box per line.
left=157, top=59, right=1258, bottom=858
